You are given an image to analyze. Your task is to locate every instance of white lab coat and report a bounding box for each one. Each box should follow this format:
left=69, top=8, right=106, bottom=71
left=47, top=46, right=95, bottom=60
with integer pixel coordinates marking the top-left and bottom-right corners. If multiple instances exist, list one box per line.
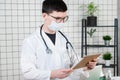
left=20, top=27, right=89, bottom=80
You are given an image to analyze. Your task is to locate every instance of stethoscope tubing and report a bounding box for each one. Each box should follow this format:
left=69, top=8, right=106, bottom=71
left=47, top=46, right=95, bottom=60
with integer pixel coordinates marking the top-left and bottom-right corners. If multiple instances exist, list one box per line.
left=40, top=26, right=52, bottom=54
left=40, top=25, right=79, bottom=62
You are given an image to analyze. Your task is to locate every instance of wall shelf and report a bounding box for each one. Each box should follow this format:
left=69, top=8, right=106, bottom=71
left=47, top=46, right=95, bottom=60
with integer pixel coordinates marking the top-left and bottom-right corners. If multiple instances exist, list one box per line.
left=81, top=18, right=118, bottom=76
left=97, top=63, right=117, bottom=68
left=83, top=45, right=117, bottom=47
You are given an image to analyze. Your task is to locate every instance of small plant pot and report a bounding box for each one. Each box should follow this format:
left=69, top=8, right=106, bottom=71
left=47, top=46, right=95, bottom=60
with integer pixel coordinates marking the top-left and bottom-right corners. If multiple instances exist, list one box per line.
left=87, top=16, right=97, bottom=26
left=87, top=38, right=93, bottom=44
left=105, top=60, right=110, bottom=66
left=89, top=38, right=93, bottom=44
left=104, top=40, right=110, bottom=46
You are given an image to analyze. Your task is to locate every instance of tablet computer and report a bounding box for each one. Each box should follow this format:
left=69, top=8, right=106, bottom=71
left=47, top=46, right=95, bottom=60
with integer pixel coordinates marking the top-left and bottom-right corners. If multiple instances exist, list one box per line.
left=72, top=53, right=101, bottom=70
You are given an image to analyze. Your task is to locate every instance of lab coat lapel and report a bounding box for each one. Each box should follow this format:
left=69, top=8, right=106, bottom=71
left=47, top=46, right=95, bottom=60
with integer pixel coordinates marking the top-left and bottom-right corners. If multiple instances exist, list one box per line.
left=54, top=32, right=64, bottom=68
left=42, top=30, right=62, bottom=51
left=55, top=32, right=62, bottom=51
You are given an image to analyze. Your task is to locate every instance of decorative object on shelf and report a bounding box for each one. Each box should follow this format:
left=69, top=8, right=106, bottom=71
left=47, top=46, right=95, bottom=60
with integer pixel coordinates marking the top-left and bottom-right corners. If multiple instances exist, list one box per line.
left=102, top=52, right=112, bottom=66
left=86, top=2, right=98, bottom=26
left=87, top=28, right=96, bottom=38
left=103, top=35, right=112, bottom=46
left=107, top=70, right=112, bottom=80
left=87, top=28, right=96, bottom=44
left=99, top=76, right=106, bottom=80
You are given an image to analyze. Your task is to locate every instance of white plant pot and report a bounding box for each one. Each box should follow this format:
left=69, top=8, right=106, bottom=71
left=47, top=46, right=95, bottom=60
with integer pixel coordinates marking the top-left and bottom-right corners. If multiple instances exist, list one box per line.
left=105, top=60, right=110, bottom=66
left=89, top=38, right=93, bottom=44
left=104, top=40, right=110, bottom=46
left=87, top=36, right=94, bottom=44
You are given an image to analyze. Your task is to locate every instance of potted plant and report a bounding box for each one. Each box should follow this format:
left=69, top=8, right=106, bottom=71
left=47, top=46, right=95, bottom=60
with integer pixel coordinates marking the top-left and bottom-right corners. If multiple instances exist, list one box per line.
left=87, top=28, right=96, bottom=38
left=86, top=2, right=98, bottom=26
left=87, top=28, right=96, bottom=44
left=102, top=52, right=112, bottom=66
left=103, top=35, right=112, bottom=46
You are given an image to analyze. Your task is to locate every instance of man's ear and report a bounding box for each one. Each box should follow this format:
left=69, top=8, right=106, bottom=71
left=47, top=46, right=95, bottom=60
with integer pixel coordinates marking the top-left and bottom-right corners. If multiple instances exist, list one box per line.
left=42, top=13, right=48, bottom=20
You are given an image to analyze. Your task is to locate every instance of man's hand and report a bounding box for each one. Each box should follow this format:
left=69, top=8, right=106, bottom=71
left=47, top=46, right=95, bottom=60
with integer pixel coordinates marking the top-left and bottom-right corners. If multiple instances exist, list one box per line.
left=83, top=59, right=97, bottom=71
left=51, top=68, right=73, bottom=79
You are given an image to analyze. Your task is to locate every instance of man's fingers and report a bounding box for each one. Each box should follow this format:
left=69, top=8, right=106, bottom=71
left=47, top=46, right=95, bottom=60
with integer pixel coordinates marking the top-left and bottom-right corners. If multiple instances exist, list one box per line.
left=62, top=69, right=73, bottom=73
left=91, top=58, right=97, bottom=62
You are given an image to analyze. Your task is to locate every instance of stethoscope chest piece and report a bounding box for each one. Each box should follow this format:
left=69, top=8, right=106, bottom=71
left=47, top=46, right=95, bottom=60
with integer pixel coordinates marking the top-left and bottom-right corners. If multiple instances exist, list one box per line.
left=46, top=48, right=52, bottom=54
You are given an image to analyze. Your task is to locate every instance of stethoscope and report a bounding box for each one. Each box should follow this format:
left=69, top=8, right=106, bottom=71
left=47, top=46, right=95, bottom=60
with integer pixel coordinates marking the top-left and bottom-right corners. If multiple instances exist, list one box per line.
left=40, top=25, right=79, bottom=62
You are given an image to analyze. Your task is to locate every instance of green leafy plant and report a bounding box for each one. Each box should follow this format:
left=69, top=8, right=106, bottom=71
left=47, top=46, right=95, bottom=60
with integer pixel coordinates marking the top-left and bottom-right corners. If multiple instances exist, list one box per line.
left=103, top=35, right=112, bottom=41
left=102, top=52, right=112, bottom=60
left=87, top=2, right=98, bottom=16
left=87, top=28, right=96, bottom=38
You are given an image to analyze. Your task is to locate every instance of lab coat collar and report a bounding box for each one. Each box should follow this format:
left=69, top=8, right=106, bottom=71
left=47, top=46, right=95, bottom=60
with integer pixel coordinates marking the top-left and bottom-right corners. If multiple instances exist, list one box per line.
left=36, top=26, right=61, bottom=53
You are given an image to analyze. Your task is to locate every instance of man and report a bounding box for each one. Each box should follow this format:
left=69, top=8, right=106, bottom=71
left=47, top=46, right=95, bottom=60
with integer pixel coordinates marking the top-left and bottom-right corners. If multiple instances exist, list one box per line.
left=20, top=0, right=97, bottom=80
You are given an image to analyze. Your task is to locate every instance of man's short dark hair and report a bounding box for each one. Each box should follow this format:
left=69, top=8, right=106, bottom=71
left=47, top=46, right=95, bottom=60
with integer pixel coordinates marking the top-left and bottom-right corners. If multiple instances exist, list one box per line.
left=42, top=0, right=67, bottom=14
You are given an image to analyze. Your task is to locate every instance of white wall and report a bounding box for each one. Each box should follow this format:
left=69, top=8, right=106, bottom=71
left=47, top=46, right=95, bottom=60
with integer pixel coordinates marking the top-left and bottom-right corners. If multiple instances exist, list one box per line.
left=0, top=0, right=117, bottom=80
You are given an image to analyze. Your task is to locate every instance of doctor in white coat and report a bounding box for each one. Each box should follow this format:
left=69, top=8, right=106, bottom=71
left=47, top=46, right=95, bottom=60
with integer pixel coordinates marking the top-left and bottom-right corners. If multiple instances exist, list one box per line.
left=20, top=0, right=97, bottom=80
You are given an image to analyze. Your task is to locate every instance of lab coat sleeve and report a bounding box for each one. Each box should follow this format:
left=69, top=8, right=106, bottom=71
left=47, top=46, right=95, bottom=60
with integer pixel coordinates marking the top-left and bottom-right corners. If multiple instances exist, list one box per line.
left=20, top=39, right=51, bottom=80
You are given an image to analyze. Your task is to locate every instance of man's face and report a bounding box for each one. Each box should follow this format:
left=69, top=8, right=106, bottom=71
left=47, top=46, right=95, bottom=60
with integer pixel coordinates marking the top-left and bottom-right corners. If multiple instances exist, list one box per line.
left=42, top=11, right=68, bottom=25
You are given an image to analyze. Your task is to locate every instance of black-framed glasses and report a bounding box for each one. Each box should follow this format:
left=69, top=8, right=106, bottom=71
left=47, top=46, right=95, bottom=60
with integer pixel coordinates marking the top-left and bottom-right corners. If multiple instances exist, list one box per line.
left=49, top=15, right=69, bottom=23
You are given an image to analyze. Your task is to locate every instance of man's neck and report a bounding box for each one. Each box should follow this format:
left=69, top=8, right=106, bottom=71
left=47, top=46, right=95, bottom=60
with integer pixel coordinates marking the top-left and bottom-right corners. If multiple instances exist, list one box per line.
left=42, top=24, right=56, bottom=34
